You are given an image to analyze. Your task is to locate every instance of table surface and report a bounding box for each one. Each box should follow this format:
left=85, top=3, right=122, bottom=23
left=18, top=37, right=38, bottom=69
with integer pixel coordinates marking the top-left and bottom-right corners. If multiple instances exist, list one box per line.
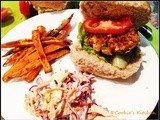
left=1, top=1, right=159, bottom=120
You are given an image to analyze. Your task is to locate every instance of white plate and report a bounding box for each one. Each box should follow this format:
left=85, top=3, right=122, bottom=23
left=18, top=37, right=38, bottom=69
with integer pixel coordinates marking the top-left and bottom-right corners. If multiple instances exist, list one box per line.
left=1, top=9, right=159, bottom=120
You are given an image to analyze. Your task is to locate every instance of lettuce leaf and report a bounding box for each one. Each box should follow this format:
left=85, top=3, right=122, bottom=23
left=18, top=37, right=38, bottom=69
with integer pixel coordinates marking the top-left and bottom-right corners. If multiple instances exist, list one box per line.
left=77, top=22, right=86, bottom=47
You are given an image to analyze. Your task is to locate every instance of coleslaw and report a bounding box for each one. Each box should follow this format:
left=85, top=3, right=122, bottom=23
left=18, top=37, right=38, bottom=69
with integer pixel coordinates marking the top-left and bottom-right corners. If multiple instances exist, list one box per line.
left=24, top=70, right=119, bottom=120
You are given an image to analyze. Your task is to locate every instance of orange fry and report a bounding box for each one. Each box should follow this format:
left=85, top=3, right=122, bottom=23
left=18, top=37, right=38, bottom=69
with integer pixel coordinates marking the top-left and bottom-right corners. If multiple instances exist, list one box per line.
left=41, top=36, right=69, bottom=41
left=32, top=30, right=52, bottom=73
left=3, top=49, right=26, bottom=66
left=45, top=13, right=73, bottom=37
left=3, top=47, right=34, bottom=66
left=37, top=25, right=46, bottom=37
left=56, top=23, right=71, bottom=39
left=47, top=47, right=70, bottom=61
left=1, top=39, right=33, bottom=48
left=23, top=66, right=42, bottom=83
left=2, top=47, right=23, bottom=57
left=1, top=38, right=71, bottom=48
left=43, top=39, right=72, bottom=45
left=15, top=47, right=35, bottom=63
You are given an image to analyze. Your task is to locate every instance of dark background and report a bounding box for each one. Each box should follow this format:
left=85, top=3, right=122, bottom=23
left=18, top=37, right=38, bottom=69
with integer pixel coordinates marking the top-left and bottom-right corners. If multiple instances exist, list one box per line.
left=147, top=101, right=159, bottom=120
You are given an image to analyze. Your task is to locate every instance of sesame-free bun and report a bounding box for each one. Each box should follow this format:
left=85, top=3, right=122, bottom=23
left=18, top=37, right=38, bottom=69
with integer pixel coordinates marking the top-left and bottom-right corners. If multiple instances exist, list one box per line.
left=70, top=43, right=143, bottom=79
left=80, top=1, right=151, bottom=29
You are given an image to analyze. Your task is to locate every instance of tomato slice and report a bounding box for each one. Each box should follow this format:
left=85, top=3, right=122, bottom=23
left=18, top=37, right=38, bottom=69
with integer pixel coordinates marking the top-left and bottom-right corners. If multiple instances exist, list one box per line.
left=1, top=8, right=8, bottom=21
left=19, top=1, right=30, bottom=17
left=83, top=17, right=133, bottom=34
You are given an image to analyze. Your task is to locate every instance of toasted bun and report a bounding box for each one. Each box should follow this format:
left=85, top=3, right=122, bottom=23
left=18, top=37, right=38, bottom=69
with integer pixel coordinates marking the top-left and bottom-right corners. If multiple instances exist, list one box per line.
left=70, top=43, right=143, bottom=79
left=30, top=1, right=73, bottom=14
left=80, top=1, right=151, bottom=29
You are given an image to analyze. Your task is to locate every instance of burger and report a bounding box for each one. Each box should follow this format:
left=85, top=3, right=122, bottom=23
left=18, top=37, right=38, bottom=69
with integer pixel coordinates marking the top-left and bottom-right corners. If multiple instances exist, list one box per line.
left=30, top=1, right=73, bottom=14
left=70, top=1, right=151, bottom=79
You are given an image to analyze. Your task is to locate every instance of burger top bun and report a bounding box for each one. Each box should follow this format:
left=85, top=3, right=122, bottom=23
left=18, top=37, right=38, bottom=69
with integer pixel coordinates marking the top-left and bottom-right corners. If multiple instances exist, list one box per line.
left=80, top=1, right=151, bottom=29
left=30, top=1, right=73, bottom=14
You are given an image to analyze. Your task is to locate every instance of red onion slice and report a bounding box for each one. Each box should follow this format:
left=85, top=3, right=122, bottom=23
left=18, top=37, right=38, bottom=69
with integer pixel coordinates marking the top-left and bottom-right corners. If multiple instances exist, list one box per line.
left=36, top=77, right=43, bottom=85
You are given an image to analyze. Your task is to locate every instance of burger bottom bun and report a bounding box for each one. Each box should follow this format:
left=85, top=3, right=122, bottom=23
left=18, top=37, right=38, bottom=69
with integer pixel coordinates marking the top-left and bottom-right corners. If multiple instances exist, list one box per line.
left=70, top=43, right=143, bottom=80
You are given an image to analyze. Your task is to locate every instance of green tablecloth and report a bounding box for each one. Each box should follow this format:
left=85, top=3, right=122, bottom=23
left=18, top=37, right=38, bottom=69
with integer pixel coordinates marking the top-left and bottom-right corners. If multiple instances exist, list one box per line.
left=147, top=23, right=159, bottom=56
left=1, top=1, right=159, bottom=56
left=1, top=1, right=27, bottom=38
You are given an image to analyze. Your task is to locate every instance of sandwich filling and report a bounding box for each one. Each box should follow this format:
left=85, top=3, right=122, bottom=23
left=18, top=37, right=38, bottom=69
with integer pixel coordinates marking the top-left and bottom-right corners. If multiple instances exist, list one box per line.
left=78, top=17, right=141, bottom=69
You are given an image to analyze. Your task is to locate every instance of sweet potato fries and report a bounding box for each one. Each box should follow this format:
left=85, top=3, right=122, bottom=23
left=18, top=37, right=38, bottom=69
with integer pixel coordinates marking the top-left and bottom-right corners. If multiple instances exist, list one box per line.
left=1, top=14, right=73, bottom=82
